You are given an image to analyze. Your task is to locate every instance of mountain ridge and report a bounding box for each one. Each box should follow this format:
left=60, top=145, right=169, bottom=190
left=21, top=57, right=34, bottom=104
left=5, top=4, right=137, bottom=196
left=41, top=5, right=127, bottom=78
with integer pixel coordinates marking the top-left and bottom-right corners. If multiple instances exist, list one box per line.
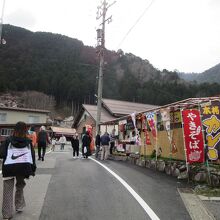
left=0, top=24, right=220, bottom=109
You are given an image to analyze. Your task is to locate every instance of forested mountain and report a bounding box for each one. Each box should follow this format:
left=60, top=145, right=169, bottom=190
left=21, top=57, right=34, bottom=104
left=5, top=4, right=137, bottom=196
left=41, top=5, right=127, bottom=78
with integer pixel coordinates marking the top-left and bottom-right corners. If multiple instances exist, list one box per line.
left=0, top=24, right=220, bottom=112
left=178, top=63, right=220, bottom=84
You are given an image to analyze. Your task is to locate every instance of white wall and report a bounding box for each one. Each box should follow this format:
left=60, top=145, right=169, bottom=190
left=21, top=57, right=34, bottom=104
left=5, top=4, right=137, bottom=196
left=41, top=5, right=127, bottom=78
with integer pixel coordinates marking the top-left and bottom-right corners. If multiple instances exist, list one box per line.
left=0, top=110, right=47, bottom=124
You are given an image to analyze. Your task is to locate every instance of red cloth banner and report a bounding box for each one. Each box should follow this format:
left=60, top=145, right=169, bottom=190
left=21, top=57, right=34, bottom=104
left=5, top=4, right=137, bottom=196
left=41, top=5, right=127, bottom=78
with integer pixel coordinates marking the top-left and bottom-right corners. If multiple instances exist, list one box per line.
left=182, top=109, right=204, bottom=163
left=145, top=130, right=151, bottom=145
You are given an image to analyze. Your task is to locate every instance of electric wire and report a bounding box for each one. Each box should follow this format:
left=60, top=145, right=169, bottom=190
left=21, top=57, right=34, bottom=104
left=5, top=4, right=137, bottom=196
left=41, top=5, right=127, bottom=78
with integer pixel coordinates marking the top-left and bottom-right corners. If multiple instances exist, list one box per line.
left=117, top=0, right=155, bottom=49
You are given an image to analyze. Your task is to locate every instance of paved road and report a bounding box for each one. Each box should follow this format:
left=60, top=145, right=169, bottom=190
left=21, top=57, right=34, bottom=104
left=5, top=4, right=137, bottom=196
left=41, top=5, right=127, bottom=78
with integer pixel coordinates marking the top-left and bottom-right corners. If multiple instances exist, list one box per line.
left=0, top=145, right=192, bottom=219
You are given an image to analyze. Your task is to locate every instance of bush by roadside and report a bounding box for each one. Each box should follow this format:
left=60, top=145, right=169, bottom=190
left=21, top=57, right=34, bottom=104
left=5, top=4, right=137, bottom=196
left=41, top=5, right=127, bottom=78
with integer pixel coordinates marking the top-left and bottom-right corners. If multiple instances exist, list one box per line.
left=195, top=185, right=220, bottom=197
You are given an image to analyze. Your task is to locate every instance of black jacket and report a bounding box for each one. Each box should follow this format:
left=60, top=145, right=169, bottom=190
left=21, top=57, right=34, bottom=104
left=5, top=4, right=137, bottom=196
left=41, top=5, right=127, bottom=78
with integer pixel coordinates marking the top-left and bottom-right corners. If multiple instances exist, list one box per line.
left=95, top=134, right=101, bottom=146
left=71, top=138, right=79, bottom=149
left=82, top=134, right=91, bottom=147
left=0, top=136, right=36, bottom=178
left=37, top=130, right=50, bottom=144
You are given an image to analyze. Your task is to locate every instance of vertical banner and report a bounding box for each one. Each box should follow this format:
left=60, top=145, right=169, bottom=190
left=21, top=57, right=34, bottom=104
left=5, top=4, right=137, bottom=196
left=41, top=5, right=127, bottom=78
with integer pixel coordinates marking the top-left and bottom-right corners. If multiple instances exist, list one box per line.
left=145, top=130, right=151, bottom=145
left=201, top=101, right=220, bottom=161
left=130, top=113, right=141, bottom=146
left=160, top=108, right=178, bottom=154
left=141, top=114, right=151, bottom=145
left=182, top=109, right=204, bottom=163
left=160, top=108, right=171, bottom=141
left=146, top=112, right=158, bottom=159
left=145, top=112, right=157, bottom=138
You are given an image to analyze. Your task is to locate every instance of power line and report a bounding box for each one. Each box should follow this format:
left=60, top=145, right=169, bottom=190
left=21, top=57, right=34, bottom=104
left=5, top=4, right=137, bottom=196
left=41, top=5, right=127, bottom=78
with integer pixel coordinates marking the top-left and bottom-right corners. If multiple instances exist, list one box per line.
left=117, top=0, right=155, bottom=49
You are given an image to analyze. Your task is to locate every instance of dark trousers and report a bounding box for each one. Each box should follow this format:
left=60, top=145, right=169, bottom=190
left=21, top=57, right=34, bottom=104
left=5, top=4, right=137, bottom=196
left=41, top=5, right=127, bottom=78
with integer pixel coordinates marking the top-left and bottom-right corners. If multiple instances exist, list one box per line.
left=38, top=142, right=46, bottom=159
left=110, top=142, right=115, bottom=154
left=82, top=146, right=90, bottom=158
left=95, top=145, right=100, bottom=158
left=60, top=143, right=65, bottom=150
left=73, top=146, right=79, bottom=157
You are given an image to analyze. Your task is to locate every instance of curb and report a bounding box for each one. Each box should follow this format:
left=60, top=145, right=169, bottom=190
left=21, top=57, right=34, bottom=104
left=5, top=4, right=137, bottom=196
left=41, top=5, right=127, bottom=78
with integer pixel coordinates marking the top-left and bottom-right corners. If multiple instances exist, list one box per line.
left=198, top=195, right=220, bottom=201
left=177, top=188, right=215, bottom=220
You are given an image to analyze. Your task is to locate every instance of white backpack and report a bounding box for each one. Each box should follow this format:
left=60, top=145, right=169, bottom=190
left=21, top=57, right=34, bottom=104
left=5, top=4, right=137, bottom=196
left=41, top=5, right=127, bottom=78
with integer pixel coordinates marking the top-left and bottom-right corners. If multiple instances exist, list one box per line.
left=4, top=142, right=33, bottom=165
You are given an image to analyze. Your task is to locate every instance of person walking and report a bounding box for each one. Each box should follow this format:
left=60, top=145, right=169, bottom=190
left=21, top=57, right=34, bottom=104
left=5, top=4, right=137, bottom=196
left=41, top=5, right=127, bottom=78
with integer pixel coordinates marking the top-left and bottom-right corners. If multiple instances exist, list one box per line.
left=71, top=134, right=79, bottom=158
left=82, top=131, right=91, bottom=159
left=95, top=131, right=101, bottom=159
left=100, top=132, right=110, bottom=160
left=0, top=121, right=36, bottom=220
left=37, top=126, right=50, bottom=161
left=59, top=134, right=66, bottom=150
left=27, top=126, right=37, bottom=148
left=109, top=129, right=116, bottom=155
left=51, top=137, right=56, bottom=151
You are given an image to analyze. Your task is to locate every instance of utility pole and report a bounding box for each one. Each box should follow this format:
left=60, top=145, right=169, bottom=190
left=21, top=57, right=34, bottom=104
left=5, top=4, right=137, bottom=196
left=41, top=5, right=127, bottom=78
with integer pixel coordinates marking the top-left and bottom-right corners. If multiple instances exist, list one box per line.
left=0, top=0, right=6, bottom=45
left=96, top=0, right=115, bottom=134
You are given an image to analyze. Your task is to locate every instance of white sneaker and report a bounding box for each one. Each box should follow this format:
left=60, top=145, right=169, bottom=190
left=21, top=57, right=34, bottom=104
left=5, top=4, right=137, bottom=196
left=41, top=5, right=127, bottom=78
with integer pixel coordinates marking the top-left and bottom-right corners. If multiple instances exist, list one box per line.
left=73, top=156, right=76, bottom=159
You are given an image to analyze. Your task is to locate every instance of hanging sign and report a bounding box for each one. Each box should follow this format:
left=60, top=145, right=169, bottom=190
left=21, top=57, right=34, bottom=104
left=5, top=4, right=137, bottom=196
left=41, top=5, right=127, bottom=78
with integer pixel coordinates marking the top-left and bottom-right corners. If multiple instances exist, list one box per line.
left=182, top=109, right=204, bottom=163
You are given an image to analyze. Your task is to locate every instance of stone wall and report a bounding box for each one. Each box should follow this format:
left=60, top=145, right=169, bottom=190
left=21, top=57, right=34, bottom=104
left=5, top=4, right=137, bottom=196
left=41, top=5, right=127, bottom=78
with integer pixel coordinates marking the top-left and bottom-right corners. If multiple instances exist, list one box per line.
left=110, top=154, right=220, bottom=187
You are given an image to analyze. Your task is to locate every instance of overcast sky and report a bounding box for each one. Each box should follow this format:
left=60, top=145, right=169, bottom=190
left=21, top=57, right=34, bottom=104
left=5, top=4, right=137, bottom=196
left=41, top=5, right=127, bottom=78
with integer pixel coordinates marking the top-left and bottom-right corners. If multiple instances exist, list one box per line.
left=1, top=0, right=220, bottom=73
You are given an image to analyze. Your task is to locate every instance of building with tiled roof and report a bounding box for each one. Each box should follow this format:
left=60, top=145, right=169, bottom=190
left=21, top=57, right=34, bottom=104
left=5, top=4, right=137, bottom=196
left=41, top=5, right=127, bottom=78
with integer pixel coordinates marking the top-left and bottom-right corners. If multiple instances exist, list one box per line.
left=0, top=106, right=50, bottom=142
left=73, top=98, right=158, bottom=137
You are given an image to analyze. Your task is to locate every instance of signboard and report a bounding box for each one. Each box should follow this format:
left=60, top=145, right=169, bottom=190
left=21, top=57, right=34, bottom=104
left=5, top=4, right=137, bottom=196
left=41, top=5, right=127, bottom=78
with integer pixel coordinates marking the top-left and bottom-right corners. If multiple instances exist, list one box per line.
left=182, top=109, right=204, bottom=163
left=201, top=101, right=220, bottom=161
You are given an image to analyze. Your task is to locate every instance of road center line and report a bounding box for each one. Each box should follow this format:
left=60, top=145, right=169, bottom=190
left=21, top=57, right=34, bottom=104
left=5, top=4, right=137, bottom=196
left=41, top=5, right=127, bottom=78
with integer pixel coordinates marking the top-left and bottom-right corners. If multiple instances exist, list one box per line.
left=90, top=157, right=160, bottom=220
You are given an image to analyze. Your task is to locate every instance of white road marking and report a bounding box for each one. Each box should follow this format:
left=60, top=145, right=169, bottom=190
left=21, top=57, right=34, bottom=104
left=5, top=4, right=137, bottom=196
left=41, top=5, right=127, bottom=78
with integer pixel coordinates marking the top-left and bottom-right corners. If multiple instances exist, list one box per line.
left=1, top=149, right=159, bottom=219
left=90, top=157, right=160, bottom=220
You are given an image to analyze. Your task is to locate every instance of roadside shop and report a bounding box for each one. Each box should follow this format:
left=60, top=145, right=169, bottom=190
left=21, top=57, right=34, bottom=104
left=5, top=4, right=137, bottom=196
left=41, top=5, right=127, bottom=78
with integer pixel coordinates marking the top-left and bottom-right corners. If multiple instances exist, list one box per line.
left=100, top=97, right=220, bottom=185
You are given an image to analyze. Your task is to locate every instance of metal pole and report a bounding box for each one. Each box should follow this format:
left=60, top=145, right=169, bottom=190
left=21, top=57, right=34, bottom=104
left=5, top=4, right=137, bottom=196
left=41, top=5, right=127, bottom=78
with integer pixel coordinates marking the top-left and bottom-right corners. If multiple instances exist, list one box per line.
left=180, top=108, right=190, bottom=183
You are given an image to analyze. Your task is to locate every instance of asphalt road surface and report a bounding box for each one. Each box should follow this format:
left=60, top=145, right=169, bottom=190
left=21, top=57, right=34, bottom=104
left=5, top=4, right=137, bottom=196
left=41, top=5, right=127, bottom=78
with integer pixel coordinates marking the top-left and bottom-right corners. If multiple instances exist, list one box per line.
left=0, top=144, right=191, bottom=220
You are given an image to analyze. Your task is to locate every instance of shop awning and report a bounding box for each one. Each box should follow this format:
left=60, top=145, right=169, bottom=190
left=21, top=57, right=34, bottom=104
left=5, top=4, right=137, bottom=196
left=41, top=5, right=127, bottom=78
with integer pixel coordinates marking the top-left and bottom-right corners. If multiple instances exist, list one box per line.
left=50, top=126, right=76, bottom=137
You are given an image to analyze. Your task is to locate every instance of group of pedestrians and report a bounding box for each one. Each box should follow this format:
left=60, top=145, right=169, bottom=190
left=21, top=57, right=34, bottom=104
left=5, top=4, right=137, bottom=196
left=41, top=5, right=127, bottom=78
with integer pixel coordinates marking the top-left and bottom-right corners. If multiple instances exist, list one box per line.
left=95, top=129, right=116, bottom=161
left=0, top=122, right=116, bottom=219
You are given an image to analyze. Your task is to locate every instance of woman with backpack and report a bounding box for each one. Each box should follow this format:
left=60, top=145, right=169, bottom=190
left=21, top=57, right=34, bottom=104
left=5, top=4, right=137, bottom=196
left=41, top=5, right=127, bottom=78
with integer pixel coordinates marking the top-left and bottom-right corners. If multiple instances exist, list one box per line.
left=0, top=121, right=36, bottom=220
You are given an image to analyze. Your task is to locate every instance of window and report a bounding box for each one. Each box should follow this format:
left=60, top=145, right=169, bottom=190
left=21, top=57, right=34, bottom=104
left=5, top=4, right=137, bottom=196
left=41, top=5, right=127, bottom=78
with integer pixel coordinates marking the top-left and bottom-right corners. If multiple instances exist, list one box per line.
left=0, top=113, right=7, bottom=122
left=28, top=116, right=40, bottom=123
left=0, top=128, right=14, bottom=136
left=84, top=114, right=87, bottom=120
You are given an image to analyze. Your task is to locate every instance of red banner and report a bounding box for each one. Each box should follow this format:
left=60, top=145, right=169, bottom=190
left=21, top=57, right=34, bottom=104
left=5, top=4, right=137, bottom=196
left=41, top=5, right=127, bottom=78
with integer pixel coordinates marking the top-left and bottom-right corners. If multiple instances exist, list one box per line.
left=182, top=109, right=204, bottom=163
